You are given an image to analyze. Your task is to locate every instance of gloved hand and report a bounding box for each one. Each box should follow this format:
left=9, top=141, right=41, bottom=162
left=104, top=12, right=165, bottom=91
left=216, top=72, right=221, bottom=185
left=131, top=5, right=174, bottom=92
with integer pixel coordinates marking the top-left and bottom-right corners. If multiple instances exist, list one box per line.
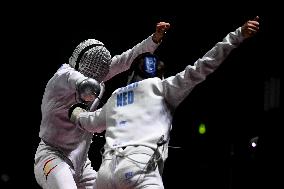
left=68, top=103, right=88, bottom=124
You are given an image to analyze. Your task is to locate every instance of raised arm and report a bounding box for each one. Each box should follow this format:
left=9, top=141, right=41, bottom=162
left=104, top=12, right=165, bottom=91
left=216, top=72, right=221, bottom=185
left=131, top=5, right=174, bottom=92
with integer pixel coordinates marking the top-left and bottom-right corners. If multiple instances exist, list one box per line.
left=104, top=22, right=170, bottom=81
left=163, top=17, right=260, bottom=108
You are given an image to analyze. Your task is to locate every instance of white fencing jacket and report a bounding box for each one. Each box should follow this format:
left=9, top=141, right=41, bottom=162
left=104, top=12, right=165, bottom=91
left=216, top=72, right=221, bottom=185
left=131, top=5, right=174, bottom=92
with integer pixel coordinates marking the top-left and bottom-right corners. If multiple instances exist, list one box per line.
left=78, top=27, right=245, bottom=161
left=36, top=35, right=159, bottom=172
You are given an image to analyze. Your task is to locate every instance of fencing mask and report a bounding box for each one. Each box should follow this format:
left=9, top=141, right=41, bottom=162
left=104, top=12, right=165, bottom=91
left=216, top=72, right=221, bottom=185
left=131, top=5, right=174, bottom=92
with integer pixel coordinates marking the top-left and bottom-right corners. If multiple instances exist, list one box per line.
left=69, top=39, right=112, bottom=82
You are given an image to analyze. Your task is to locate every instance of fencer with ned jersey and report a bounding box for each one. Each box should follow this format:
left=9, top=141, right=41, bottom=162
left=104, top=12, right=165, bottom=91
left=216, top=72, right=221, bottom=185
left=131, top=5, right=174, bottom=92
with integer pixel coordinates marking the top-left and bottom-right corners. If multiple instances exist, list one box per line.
left=70, top=18, right=260, bottom=189
left=34, top=34, right=161, bottom=189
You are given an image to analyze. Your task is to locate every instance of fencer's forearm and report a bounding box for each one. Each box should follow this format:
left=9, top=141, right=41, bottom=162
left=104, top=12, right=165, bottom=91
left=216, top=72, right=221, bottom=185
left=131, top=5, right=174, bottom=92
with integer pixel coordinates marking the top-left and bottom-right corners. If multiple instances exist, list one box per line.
left=104, top=35, right=159, bottom=81
left=77, top=109, right=106, bottom=133
left=225, top=27, right=245, bottom=46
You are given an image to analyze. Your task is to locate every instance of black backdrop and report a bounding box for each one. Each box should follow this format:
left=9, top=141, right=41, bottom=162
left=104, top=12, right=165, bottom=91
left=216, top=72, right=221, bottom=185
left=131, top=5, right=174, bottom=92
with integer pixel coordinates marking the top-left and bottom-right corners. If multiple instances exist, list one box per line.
left=0, top=14, right=280, bottom=188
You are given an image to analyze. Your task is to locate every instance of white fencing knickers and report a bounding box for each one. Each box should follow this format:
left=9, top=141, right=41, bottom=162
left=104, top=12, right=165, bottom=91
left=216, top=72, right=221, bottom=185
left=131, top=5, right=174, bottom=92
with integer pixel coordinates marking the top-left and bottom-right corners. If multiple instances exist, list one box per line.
left=34, top=140, right=97, bottom=189
left=95, top=145, right=164, bottom=189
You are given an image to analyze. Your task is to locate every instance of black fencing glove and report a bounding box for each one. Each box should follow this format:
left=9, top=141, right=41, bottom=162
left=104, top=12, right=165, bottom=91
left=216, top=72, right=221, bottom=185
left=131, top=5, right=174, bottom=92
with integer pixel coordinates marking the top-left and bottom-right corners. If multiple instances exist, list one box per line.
left=77, top=78, right=101, bottom=104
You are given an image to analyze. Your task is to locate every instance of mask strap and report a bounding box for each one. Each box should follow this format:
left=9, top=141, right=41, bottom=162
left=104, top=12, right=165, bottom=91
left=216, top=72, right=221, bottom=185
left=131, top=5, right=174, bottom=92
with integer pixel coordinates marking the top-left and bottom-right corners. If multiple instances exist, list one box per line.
left=75, top=44, right=103, bottom=70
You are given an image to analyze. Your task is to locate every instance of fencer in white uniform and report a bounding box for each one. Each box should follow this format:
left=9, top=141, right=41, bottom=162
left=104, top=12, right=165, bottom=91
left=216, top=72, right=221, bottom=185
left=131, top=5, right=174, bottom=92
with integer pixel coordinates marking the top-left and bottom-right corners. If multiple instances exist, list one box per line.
left=34, top=21, right=170, bottom=189
left=70, top=18, right=259, bottom=189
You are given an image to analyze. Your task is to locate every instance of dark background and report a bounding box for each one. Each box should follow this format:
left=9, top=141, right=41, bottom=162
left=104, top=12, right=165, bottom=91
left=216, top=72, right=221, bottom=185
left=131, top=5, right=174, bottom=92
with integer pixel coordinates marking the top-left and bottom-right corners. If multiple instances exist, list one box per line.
left=0, top=14, right=281, bottom=188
